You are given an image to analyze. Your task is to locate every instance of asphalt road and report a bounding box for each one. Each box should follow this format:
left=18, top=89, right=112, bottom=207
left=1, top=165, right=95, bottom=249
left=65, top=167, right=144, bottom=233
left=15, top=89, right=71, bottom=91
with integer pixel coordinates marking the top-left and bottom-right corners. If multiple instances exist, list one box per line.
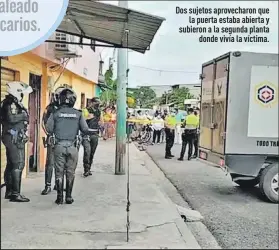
left=146, top=144, right=278, bottom=249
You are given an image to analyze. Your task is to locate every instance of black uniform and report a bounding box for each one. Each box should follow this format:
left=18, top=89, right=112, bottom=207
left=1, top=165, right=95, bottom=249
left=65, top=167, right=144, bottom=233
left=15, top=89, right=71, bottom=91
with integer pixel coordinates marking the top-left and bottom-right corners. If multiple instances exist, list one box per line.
left=193, top=132, right=199, bottom=158
left=46, top=105, right=93, bottom=204
left=165, top=128, right=175, bottom=158
left=178, top=111, right=199, bottom=161
left=41, top=103, right=59, bottom=195
left=82, top=106, right=101, bottom=177
left=1, top=95, right=30, bottom=202
left=179, top=129, right=196, bottom=160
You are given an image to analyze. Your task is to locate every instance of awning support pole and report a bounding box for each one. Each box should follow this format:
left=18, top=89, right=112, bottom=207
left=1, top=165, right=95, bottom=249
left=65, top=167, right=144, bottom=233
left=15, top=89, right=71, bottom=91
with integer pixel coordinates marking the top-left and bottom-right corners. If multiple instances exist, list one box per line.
left=115, top=0, right=128, bottom=176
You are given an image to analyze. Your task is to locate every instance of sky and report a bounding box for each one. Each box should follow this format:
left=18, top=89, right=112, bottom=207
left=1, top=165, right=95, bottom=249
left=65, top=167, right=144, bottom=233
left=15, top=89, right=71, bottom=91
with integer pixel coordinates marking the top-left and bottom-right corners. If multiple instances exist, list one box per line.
left=99, top=1, right=278, bottom=87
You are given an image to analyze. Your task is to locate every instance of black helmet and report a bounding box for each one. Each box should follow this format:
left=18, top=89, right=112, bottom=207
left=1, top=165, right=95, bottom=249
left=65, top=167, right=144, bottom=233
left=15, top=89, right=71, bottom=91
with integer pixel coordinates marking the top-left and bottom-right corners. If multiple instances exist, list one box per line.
left=54, top=87, right=66, bottom=103
left=50, top=86, right=65, bottom=105
left=91, top=97, right=101, bottom=108
left=58, top=88, right=77, bottom=107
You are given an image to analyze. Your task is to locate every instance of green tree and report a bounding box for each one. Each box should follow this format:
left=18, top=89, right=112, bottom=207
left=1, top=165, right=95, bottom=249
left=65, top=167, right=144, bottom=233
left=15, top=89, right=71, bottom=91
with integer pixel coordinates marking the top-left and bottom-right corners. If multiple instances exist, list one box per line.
left=160, top=87, right=194, bottom=110
left=100, top=68, right=157, bottom=109
left=100, top=67, right=117, bottom=105
left=100, top=67, right=139, bottom=107
left=131, top=86, right=157, bottom=109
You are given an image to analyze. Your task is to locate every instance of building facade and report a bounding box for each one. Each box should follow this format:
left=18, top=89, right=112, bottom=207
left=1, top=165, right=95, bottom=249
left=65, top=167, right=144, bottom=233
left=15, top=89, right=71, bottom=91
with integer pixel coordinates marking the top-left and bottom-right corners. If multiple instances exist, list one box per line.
left=1, top=34, right=99, bottom=182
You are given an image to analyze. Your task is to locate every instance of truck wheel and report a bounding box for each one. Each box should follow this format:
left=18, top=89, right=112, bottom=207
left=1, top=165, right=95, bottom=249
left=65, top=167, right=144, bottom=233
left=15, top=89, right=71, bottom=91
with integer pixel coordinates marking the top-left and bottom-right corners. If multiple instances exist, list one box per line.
left=259, top=163, right=278, bottom=203
left=234, top=179, right=259, bottom=188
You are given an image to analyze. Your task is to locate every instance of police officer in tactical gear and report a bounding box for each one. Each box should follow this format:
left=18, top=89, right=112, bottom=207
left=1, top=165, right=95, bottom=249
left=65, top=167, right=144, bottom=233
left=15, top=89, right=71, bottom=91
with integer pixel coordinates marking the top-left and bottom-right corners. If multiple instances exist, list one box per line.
left=45, top=88, right=97, bottom=205
left=164, top=111, right=176, bottom=159
left=178, top=108, right=199, bottom=161
left=1, top=81, right=33, bottom=202
left=82, top=97, right=102, bottom=177
left=41, top=86, right=65, bottom=195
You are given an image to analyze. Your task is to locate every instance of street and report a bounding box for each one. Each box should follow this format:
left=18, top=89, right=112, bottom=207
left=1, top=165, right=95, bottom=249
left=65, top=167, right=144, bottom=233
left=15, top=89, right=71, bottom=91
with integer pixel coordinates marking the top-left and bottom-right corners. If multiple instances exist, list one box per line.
left=146, top=144, right=279, bottom=249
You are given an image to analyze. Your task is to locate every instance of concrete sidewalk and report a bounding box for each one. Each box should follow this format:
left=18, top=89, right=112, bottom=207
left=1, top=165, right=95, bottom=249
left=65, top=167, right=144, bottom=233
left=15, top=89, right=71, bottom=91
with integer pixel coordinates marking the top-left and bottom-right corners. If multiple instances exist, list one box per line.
left=1, top=139, right=200, bottom=249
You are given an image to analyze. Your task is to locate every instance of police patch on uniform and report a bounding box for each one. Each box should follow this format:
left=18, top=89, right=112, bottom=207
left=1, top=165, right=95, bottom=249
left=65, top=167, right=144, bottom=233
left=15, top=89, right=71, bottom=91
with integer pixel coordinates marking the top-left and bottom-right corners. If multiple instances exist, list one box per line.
left=59, top=113, right=77, bottom=118
left=11, top=103, right=18, bottom=114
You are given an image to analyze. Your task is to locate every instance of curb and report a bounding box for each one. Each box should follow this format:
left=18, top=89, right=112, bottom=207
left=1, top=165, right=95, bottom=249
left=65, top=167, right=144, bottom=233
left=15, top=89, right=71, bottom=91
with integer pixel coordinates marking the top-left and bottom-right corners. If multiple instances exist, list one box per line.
left=131, top=143, right=202, bottom=249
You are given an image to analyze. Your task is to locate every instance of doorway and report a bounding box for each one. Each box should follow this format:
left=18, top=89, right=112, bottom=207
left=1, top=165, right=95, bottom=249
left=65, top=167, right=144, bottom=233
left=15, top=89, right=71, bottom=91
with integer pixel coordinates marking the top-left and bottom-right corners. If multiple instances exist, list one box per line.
left=81, top=93, right=85, bottom=109
left=28, top=73, right=42, bottom=172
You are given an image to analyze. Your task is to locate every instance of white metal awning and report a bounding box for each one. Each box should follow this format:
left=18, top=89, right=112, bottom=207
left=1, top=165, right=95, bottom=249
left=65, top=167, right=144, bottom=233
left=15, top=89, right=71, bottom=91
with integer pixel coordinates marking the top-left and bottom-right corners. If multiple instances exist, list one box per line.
left=56, top=0, right=165, bottom=53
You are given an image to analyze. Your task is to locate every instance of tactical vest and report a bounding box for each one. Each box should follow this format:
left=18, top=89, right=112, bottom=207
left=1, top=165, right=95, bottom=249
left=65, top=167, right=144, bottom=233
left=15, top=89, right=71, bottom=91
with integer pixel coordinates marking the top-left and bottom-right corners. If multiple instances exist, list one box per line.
left=53, top=106, right=82, bottom=141
left=86, top=108, right=101, bottom=129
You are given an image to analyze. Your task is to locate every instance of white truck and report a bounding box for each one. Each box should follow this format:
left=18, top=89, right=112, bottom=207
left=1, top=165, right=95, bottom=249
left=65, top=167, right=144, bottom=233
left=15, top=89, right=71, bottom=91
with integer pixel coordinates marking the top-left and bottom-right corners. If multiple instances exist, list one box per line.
left=184, top=98, right=200, bottom=110
left=199, top=51, right=278, bottom=203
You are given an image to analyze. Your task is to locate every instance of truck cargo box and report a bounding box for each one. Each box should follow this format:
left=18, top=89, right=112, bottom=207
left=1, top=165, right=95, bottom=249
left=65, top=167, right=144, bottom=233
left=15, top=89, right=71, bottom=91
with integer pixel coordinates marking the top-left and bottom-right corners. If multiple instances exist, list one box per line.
left=199, top=51, right=278, bottom=162
left=199, top=51, right=278, bottom=203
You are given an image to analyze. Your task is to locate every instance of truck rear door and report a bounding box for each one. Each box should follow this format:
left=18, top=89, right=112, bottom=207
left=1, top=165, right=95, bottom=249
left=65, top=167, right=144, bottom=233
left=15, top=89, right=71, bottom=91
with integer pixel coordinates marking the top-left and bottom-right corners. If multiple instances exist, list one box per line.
left=200, top=54, right=230, bottom=155
left=211, top=56, right=229, bottom=154
left=200, top=64, right=214, bottom=150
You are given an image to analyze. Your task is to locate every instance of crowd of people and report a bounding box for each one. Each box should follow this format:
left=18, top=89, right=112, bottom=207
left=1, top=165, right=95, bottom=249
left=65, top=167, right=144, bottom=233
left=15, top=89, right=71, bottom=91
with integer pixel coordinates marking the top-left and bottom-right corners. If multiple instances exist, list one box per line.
left=127, top=107, right=200, bottom=161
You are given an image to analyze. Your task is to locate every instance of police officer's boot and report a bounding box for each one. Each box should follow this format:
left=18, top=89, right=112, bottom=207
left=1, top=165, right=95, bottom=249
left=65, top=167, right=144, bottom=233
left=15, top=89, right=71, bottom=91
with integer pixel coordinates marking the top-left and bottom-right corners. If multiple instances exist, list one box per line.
left=42, top=163, right=53, bottom=195
left=10, top=170, right=30, bottom=202
left=178, top=152, right=184, bottom=161
left=83, top=164, right=90, bottom=177
left=4, top=175, right=13, bottom=199
left=165, top=149, right=172, bottom=159
left=65, top=177, right=75, bottom=204
left=41, top=185, right=51, bottom=195
left=4, top=169, right=13, bottom=199
left=88, top=166, right=93, bottom=176
left=5, top=184, right=12, bottom=199
left=55, top=178, right=64, bottom=205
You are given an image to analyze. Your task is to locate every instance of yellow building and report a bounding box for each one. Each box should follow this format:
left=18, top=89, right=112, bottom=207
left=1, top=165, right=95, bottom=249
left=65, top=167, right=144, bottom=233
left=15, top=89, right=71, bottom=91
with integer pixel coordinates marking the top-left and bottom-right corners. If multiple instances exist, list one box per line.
left=1, top=46, right=98, bottom=183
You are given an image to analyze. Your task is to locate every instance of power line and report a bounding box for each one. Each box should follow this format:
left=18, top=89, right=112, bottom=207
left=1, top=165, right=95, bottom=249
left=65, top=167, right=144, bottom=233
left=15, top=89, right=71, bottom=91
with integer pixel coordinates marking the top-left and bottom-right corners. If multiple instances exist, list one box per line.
left=129, top=64, right=198, bottom=74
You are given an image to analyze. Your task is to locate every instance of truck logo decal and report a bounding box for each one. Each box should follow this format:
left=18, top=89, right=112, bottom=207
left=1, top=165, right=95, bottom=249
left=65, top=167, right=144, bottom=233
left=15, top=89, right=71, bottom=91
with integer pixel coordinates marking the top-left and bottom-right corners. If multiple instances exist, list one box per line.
left=217, top=82, right=222, bottom=96
left=255, top=82, right=277, bottom=107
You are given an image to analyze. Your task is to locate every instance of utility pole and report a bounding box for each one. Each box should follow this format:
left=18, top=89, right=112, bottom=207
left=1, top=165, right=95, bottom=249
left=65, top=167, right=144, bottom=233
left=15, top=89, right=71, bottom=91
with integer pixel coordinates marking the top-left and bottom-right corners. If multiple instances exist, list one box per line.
left=115, top=0, right=128, bottom=175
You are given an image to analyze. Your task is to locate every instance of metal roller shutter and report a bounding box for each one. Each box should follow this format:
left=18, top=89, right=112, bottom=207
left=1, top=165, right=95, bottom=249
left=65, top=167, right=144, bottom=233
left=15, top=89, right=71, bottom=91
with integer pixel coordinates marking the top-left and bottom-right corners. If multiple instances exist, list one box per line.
left=1, top=68, right=15, bottom=184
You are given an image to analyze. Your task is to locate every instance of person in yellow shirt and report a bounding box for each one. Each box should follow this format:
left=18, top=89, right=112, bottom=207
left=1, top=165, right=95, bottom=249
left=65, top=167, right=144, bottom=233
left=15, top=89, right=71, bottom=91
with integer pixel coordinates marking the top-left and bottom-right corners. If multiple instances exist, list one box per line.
left=178, top=108, right=199, bottom=161
left=164, top=111, right=176, bottom=159
left=103, top=107, right=112, bottom=140
left=111, top=106, right=116, bottom=136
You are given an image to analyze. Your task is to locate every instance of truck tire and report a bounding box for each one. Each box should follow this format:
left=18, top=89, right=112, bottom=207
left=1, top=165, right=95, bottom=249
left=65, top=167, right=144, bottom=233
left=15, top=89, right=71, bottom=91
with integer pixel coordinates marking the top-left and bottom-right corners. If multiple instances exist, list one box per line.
left=259, top=163, right=278, bottom=203
left=234, top=179, right=259, bottom=188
